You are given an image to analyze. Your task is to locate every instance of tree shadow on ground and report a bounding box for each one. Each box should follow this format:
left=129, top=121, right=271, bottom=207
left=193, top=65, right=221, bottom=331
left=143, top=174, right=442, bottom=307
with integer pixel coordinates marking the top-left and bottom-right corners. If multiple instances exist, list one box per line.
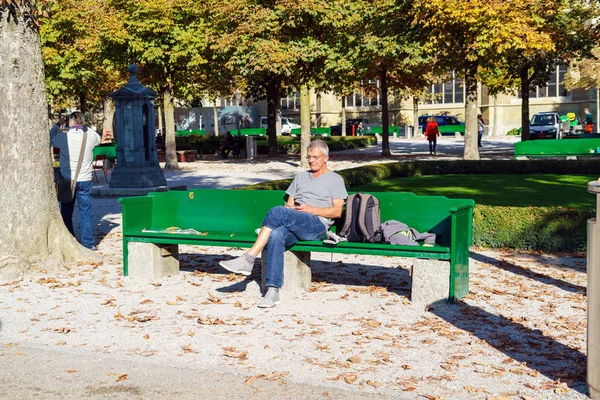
left=471, top=251, right=586, bottom=294
left=180, top=252, right=411, bottom=298
left=431, top=300, right=587, bottom=395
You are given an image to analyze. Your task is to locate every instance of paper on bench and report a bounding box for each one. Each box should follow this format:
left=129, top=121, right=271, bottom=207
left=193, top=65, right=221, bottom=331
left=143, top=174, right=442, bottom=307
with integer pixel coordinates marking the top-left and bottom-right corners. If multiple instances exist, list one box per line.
left=142, top=227, right=208, bottom=235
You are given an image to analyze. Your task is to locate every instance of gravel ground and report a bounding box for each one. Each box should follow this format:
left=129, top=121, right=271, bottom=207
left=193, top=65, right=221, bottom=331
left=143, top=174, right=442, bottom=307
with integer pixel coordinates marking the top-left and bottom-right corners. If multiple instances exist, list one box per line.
left=1, top=136, right=591, bottom=399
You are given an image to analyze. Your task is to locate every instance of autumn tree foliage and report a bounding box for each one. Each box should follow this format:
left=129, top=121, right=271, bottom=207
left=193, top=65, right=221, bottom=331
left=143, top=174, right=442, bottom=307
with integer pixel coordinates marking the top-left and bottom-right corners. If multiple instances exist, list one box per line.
left=415, top=0, right=562, bottom=159
left=498, top=0, right=600, bottom=141
left=565, top=46, right=600, bottom=123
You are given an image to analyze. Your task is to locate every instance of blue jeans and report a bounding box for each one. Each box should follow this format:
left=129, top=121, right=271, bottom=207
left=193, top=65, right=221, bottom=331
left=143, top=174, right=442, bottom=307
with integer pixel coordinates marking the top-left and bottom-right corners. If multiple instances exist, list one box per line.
left=263, top=206, right=327, bottom=288
left=60, top=180, right=94, bottom=249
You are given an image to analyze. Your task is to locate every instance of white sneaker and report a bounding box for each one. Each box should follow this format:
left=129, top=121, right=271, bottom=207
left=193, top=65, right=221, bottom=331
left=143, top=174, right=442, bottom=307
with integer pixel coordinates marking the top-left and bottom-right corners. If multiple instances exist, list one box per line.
left=219, top=255, right=254, bottom=276
left=258, top=287, right=280, bottom=308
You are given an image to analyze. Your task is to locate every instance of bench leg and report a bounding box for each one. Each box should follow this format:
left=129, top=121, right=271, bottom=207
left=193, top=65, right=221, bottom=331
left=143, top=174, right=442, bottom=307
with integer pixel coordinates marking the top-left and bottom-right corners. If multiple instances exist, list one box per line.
left=260, top=250, right=311, bottom=294
left=411, top=259, right=450, bottom=306
left=127, top=242, right=179, bottom=280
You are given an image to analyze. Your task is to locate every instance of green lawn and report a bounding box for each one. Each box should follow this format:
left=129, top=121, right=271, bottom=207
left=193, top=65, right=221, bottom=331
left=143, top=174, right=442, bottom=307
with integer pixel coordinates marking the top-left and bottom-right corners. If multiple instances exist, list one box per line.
left=353, top=174, right=598, bottom=209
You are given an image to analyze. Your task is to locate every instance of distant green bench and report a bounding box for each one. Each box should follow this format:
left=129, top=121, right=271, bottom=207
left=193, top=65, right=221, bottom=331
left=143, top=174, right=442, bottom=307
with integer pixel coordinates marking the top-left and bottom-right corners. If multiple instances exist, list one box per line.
left=290, top=127, right=331, bottom=136
left=176, top=129, right=206, bottom=137
left=119, top=189, right=474, bottom=304
left=234, top=128, right=266, bottom=136
left=93, top=143, right=117, bottom=161
left=514, top=138, right=600, bottom=159
left=367, top=126, right=401, bottom=136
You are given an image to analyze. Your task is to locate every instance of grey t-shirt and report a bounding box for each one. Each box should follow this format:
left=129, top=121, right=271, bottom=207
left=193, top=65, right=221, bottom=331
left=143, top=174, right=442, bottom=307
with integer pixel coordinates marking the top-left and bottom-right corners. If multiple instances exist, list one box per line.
left=286, top=170, right=348, bottom=229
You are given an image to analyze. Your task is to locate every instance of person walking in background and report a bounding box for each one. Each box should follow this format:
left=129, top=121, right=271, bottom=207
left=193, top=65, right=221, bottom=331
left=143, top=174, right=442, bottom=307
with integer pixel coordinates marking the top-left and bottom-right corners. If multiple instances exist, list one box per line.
left=357, top=121, right=365, bottom=136
left=424, top=116, right=440, bottom=155
left=50, top=111, right=101, bottom=250
left=477, top=114, right=485, bottom=147
left=584, top=108, right=594, bottom=134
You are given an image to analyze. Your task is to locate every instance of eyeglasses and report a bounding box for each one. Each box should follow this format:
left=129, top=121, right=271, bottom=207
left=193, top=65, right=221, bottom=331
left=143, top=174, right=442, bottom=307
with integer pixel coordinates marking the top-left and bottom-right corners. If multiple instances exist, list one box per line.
left=306, top=155, right=324, bottom=161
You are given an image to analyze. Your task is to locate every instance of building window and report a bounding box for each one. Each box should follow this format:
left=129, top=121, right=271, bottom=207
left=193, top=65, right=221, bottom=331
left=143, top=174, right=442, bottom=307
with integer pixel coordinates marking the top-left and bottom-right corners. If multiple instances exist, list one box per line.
left=345, top=80, right=380, bottom=107
left=281, top=91, right=300, bottom=111
left=221, top=90, right=244, bottom=107
left=519, top=64, right=568, bottom=99
left=423, top=72, right=464, bottom=104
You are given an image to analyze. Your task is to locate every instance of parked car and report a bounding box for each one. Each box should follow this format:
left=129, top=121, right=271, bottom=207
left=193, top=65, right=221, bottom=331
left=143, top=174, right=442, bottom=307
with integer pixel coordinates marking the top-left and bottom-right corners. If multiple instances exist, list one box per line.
left=529, top=112, right=564, bottom=140
left=418, top=115, right=465, bottom=136
left=259, top=116, right=300, bottom=135
left=330, top=118, right=369, bottom=136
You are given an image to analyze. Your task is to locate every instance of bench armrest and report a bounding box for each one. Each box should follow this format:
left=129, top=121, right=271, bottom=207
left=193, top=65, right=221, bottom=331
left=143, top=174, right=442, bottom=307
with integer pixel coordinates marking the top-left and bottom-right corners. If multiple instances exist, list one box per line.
left=119, top=196, right=154, bottom=232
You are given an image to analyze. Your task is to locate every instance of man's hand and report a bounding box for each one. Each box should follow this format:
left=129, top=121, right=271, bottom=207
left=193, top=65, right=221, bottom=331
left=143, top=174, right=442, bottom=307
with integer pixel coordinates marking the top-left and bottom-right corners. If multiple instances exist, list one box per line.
left=294, top=204, right=315, bottom=215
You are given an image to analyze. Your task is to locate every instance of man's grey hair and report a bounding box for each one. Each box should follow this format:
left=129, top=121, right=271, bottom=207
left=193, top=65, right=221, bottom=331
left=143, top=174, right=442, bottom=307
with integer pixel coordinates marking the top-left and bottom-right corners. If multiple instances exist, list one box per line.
left=70, top=111, right=86, bottom=126
left=308, top=140, right=329, bottom=157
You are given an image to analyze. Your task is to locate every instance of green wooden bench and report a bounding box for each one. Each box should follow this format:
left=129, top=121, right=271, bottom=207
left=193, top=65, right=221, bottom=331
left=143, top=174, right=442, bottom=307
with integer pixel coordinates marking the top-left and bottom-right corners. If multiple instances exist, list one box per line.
left=367, top=126, right=401, bottom=137
left=289, top=127, right=332, bottom=137
left=93, top=143, right=117, bottom=162
left=119, top=189, right=474, bottom=304
left=514, top=138, right=600, bottom=159
left=176, top=129, right=206, bottom=137
left=234, top=128, right=266, bottom=136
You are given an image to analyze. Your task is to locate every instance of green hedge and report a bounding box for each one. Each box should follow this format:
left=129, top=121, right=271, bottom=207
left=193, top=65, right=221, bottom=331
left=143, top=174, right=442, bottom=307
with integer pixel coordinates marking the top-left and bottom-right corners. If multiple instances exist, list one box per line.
left=255, top=136, right=376, bottom=155
left=244, top=159, right=600, bottom=252
left=474, top=205, right=592, bottom=252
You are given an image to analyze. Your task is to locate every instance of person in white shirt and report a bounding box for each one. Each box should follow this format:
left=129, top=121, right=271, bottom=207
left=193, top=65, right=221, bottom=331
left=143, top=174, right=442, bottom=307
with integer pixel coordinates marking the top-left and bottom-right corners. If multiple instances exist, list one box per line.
left=50, top=111, right=101, bottom=250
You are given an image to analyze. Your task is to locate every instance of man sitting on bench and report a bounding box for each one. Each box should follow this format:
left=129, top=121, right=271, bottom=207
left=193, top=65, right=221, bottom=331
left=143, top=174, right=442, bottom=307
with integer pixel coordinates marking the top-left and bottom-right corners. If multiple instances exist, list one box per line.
left=219, top=140, right=348, bottom=308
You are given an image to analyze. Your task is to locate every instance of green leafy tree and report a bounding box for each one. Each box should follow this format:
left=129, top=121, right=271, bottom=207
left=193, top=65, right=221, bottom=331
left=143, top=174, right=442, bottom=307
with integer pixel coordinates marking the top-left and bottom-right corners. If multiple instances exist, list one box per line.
left=113, top=0, right=214, bottom=168
left=209, top=0, right=333, bottom=157
left=40, top=0, right=128, bottom=112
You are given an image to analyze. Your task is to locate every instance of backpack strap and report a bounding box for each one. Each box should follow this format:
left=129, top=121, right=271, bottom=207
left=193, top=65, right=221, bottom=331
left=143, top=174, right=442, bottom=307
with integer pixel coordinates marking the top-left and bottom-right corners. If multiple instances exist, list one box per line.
left=338, top=193, right=357, bottom=238
left=356, top=193, right=371, bottom=242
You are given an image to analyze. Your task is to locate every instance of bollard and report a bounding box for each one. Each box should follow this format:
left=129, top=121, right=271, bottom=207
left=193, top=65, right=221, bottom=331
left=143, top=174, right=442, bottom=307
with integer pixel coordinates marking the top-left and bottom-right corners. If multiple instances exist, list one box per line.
left=587, top=180, right=600, bottom=399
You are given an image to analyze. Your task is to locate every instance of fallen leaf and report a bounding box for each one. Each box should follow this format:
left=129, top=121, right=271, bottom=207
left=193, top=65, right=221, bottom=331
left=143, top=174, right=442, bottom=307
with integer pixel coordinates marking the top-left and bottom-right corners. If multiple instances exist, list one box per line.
left=116, top=373, right=127, bottom=382
left=347, top=355, right=361, bottom=364
left=367, top=380, right=383, bottom=388
left=65, top=370, right=79, bottom=373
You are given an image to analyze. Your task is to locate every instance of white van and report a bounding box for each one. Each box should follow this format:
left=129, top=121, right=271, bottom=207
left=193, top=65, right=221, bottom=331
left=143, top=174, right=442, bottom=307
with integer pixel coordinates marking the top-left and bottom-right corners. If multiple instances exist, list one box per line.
left=260, top=116, right=300, bottom=135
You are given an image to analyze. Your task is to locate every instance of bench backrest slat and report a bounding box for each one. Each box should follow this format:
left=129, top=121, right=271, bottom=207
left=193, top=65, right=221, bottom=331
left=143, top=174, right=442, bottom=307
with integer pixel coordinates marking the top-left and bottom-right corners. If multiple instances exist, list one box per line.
left=123, top=190, right=474, bottom=248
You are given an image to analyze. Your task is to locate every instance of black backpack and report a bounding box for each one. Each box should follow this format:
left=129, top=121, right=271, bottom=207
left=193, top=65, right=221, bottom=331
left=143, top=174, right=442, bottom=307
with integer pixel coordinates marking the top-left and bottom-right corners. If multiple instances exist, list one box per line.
left=338, top=193, right=382, bottom=243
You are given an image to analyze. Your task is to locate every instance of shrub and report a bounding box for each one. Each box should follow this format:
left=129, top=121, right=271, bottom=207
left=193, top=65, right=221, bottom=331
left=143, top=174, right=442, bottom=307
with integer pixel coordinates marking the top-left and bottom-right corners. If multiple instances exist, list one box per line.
left=506, top=128, right=520, bottom=136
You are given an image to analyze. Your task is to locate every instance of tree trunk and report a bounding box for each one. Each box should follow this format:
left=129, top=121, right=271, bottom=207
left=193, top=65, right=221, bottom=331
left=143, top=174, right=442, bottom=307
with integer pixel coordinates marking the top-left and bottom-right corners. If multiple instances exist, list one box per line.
left=163, top=88, right=179, bottom=169
left=463, top=61, right=480, bottom=160
left=520, top=66, right=531, bottom=141
left=79, top=92, right=86, bottom=113
left=380, top=69, right=391, bottom=157
left=157, top=104, right=164, bottom=136
left=0, top=5, right=98, bottom=280
left=300, top=84, right=311, bottom=168
left=213, top=100, right=219, bottom=135
left=102, top=97, right=115, bottom=142
left=413, top=97, right=419, bottom=137
left=341, top=99, right=346, bottom=137
left=596, top=88, right=600, bottom=133
left=492, top=95, right=498, bottom=136
left=266, top=80, right=281, bottom=157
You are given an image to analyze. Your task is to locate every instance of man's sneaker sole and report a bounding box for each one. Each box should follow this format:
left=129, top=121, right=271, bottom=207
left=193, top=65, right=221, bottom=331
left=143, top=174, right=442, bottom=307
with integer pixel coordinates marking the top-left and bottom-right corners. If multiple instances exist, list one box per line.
left=219, top=261, right=252, bottom=276
left=257, top=300, right=280, bottom=308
